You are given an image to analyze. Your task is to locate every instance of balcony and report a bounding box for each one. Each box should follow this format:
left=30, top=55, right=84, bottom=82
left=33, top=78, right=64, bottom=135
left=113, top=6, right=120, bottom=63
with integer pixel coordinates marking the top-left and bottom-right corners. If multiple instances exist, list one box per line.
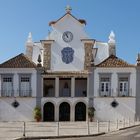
left=117, top=88, right=132, bottom=97
left=44, top=88, right=55, bottom=97
left=75, top=89, right=87, bottom=97
left=98, top=88, right=133, bottom=97
left=1, top=90, right=14, bottom=97
left=99, top=91, right=111, bottom=97
left=59, top=88, right=71, bottom=97
left=19, top=90, right=32, bottom=97
left=99, top=90, right=111, bottom=97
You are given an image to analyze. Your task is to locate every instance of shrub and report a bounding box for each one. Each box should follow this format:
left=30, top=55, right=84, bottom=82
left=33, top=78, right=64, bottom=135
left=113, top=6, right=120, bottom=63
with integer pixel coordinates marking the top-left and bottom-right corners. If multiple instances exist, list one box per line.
left=34, top=106, right=41, bottom=122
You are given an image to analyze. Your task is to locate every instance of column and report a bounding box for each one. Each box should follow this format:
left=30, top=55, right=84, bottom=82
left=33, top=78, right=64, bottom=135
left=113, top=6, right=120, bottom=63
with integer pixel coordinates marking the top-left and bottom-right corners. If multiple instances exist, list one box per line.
left=55, top=77, right=59, bottom=97
left=71, top=77, right=75, bottom=97
left=87, top=77, right=89, bottom=98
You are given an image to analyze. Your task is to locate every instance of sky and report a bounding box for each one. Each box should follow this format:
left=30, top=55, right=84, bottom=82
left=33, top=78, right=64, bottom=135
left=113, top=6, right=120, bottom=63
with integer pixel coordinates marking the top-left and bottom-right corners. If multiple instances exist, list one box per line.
left=0, top=0, right=140, bottom=64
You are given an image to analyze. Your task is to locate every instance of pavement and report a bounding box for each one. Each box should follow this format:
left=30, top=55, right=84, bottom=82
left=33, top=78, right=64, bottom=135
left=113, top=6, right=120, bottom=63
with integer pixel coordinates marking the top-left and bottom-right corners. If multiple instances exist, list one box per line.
left=0, top=121, right=139, bottom=140
left=29, top=125, right=140, bottom=140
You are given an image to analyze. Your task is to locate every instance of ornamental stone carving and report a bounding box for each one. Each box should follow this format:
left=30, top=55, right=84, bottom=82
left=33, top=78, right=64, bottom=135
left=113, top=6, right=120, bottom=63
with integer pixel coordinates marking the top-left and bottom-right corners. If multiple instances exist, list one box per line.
left=61, top=47, right=74, bottom=64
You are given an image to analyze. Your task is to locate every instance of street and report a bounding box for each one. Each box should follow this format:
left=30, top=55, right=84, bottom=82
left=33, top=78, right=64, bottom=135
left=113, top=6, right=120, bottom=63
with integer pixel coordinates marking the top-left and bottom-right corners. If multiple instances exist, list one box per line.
left=43, top=126, right=140, bottom=140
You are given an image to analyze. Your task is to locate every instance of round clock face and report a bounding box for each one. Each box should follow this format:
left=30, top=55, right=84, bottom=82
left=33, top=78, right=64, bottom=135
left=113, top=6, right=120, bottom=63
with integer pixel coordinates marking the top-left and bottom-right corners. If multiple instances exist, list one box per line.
left=62, top=31, right=73, bottom=42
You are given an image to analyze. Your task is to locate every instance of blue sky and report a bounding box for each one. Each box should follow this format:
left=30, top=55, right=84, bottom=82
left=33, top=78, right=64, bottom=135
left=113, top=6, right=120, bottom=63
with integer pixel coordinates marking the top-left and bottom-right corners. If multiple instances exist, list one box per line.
left=0, top=0, right=140, bottom=64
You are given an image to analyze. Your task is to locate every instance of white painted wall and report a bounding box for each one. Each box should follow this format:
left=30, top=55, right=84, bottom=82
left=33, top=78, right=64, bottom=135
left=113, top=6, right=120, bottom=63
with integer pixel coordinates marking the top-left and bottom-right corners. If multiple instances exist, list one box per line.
left=93, top=67, right=136, bottom=121
left=31, top=13, right=110, bottom=71
left=0, top=68, right=38, bottom=121
left=0, top=98, right=36, bottom=121
left=94, top=97, right=136, bottom=121
left=94, top=42, right=109, bottom=65
left=49, top=14, right=89, bottom=71
left=0, top=68, right=37, bottom=97
left=94, top=67, right=136, bottom=97
left=32, top=42, right=43, bottom=66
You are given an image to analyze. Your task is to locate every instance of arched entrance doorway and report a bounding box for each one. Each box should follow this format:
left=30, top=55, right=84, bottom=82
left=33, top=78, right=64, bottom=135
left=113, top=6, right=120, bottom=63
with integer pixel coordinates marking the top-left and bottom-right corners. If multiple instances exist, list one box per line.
left=59, top=102, right=70, bottom=121
left=43, top=102, right=54, bottom=122
left=75, top=102, right=86, bottom=121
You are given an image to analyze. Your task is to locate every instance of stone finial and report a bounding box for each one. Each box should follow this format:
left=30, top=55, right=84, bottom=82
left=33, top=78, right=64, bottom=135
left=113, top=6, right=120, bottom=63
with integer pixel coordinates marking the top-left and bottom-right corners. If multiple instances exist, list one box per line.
left=27, top=32, right=33, bottom=43
left=37, top=54, right=42, bottom=67
left=137, top=53, right=140, bottom=66
left=38, top=54, right=42, bottom=63
left=108, top=31, right=115, bottom=44
left=25, top=32, right=33, bottom=60
left=108, top=30, right=116, bottom=56
left=65, top=5, right=72, bottom=13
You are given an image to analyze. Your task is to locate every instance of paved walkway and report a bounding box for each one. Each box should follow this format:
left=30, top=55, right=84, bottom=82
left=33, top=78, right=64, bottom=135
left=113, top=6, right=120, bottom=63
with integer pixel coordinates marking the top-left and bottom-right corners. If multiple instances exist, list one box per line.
left=46, top=126, right=140, bottom=140
left=0, top=121, right=139, bottom=140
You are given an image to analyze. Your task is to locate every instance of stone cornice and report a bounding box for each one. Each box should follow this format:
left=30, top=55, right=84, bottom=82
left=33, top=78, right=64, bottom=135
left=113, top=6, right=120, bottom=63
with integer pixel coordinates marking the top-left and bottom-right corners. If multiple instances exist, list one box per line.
left=40, top=40, right=54, bottom=44
left=42, top=70, right=89, bottom=78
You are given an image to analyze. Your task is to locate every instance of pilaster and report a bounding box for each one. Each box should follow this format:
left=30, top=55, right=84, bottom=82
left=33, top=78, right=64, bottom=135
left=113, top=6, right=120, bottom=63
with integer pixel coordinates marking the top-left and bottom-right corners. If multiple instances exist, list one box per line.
left=14, top=73, right=19, bottom=97
left=81, top=40, right=94, bottom=71
left=36, top=68, right=43, bottom=107
left=84, top=43, right=93, bottom=70
left=136, top=66, right=140, bottom=119
left=41, top=40, right=54, bottom=70
left=71, top=105, right=74, bottom=121
left=0, top=75, right=1, bottom=96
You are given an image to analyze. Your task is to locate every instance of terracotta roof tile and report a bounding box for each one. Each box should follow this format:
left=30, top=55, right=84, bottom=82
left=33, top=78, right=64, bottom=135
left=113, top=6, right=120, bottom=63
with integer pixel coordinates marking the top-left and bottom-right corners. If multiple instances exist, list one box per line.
left=96, top=55, right=135, bottom=67
left=0, top=53, right=37, bottom=68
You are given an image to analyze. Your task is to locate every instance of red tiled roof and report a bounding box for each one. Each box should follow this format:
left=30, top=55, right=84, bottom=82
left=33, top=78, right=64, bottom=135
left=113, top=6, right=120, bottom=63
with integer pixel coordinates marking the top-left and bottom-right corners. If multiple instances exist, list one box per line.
left=96, top=55, right=135, bottom=67
left=49, top=13, right=86, bottom=26
left=0, top=53, right=37, bottom=68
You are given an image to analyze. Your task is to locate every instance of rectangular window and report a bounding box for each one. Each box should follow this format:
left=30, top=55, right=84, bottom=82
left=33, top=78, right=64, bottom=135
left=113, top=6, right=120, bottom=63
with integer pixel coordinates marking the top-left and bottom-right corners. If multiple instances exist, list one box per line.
left=19, top=75, right=31, bottom=97
left=119, top=77, right=129, bottom=96
left=2, top=76, right=13, bottom=97
left=100, top=77, right=111, bottom=96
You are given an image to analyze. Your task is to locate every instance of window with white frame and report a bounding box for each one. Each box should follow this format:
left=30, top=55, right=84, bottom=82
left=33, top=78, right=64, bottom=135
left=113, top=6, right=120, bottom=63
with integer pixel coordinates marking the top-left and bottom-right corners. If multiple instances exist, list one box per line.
left=99, top=75, right=111, bottom=97
left=119, top=77, right=129, bottom=96
left=19, top=74, right=31, bottom=97
left=2, top=75, right=13, bottom=96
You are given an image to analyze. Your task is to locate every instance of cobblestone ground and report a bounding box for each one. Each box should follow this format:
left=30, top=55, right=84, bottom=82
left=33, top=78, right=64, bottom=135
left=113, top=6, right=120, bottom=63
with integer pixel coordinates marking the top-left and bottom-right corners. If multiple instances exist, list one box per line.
left=0, top=121, right=138, bottom=140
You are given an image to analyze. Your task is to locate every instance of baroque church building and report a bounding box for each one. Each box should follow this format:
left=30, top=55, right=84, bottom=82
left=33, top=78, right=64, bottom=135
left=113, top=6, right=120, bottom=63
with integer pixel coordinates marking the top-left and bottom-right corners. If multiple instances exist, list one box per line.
left=0, top=6, right=140, bottom=121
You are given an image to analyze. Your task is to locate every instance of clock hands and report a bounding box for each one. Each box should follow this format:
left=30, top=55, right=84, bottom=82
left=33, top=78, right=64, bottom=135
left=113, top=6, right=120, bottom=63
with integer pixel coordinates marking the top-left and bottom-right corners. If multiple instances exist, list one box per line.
left=66, top=33, right=69, bottom=38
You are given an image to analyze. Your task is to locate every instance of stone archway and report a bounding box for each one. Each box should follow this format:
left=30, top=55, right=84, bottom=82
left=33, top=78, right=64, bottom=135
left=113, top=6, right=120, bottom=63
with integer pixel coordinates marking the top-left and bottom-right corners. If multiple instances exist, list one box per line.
left=43, top=102, right=55, bottom=122
left=59, top=102, right=70, bottom=121
left=75, top=102, right=86, bottom=121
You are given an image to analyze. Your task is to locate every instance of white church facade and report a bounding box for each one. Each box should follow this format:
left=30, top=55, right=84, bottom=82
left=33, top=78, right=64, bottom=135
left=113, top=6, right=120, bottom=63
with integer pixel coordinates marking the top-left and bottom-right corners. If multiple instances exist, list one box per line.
left=0, top=6, right=140, bottom=122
